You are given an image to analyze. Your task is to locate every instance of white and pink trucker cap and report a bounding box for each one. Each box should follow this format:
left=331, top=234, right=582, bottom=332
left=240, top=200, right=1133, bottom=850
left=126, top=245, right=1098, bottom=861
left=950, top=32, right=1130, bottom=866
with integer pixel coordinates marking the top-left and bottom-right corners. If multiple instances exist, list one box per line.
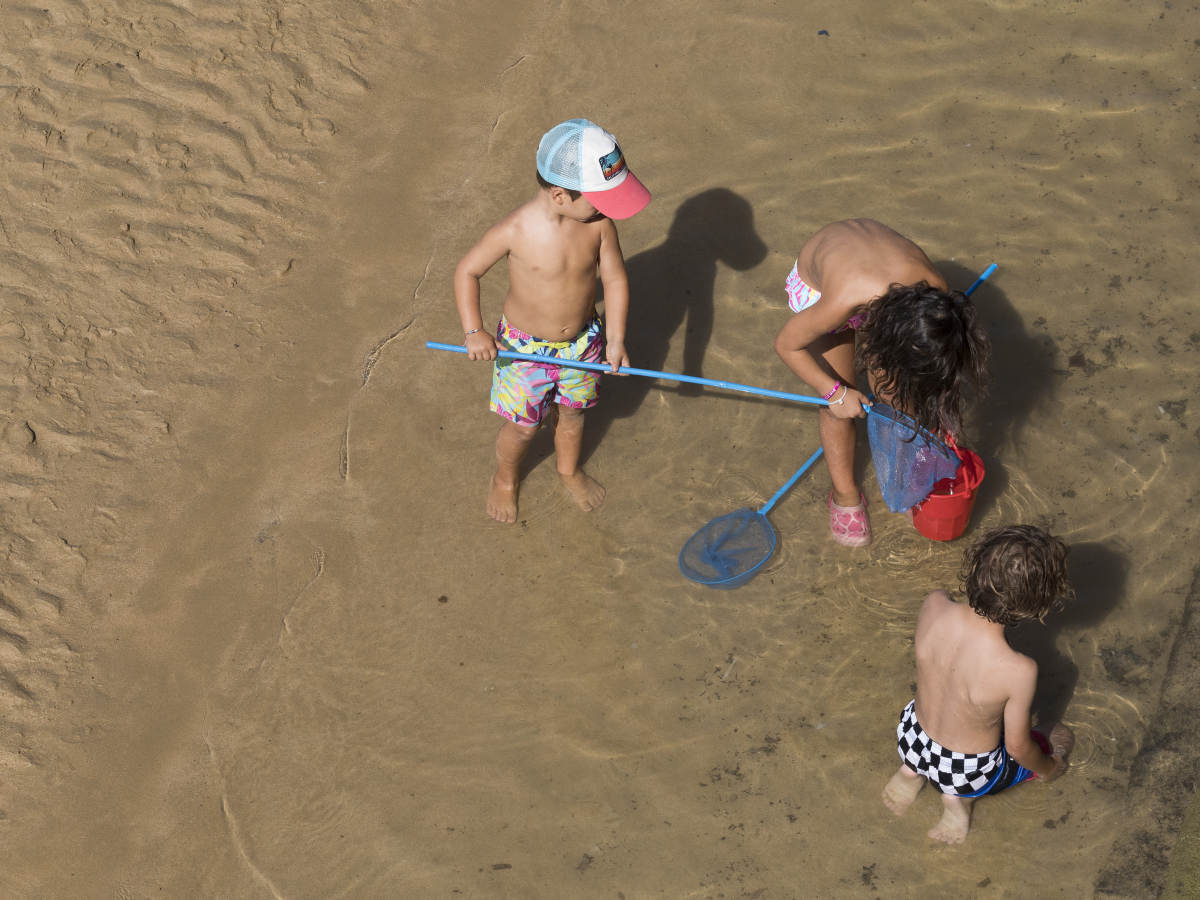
left=536, top=118, right=650, bottom=220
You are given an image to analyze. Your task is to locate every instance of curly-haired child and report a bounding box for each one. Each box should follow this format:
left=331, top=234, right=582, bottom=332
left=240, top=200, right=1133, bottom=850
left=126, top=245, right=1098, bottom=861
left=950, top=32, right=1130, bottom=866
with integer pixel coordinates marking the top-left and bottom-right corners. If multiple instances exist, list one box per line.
left=882, top=525, right=1076, bottom=843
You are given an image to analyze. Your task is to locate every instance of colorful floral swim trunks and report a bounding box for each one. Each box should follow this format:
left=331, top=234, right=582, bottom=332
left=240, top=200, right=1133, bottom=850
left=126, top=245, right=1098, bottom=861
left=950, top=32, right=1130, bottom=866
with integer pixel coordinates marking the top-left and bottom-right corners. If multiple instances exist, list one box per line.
left=490, top=314, right=604, bottom=426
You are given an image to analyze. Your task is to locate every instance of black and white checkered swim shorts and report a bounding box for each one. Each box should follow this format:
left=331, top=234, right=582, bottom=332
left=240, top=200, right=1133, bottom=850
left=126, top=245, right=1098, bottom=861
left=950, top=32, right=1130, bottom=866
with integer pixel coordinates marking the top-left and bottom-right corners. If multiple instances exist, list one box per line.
left=896, top=700, right=1035, bottom=798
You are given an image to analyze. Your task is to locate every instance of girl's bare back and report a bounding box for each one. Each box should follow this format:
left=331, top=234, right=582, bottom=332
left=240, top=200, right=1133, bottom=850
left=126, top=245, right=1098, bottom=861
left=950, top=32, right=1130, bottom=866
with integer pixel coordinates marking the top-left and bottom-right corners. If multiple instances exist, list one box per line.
left=798, top=219, right=947, bottom=311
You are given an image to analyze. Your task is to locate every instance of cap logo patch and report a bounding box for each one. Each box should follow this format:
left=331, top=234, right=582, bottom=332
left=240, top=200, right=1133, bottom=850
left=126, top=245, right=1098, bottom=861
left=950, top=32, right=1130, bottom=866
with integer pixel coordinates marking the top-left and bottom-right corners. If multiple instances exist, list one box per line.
left=598, top=146, right=626, bottom=181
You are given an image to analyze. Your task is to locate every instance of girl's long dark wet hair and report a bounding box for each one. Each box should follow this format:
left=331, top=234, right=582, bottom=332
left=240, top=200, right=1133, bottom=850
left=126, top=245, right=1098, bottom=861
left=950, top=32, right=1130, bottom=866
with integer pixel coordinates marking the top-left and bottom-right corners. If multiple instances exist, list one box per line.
left=854, top=281, right=990, bottom=437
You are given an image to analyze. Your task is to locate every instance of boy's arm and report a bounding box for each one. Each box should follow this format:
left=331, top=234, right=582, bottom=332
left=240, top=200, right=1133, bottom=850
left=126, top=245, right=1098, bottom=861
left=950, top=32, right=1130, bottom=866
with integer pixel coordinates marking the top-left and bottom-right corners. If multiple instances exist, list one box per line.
left=1002, top=656, right=1067, bottom=781
left=596, top=220, right=629, bottom=372
left=454, top=221, right=512, bottom=361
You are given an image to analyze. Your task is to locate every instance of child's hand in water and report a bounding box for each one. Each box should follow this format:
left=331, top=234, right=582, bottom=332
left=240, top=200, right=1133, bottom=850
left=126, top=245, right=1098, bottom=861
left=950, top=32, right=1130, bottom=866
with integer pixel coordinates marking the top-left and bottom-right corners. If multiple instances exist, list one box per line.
left=465, top=330, right=498, bottom=361
left=827, top=386, right=871, bottom=418
left=1042, top=755, right=1069, bottom=782
left=1040, top=723, right=1074, bottom=782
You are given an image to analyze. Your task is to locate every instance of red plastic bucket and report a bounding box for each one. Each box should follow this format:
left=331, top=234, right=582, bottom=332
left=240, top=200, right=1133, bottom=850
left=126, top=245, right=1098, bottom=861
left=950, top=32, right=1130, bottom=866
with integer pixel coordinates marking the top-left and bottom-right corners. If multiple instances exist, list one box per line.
left=911, top=446, right=985, bottom=541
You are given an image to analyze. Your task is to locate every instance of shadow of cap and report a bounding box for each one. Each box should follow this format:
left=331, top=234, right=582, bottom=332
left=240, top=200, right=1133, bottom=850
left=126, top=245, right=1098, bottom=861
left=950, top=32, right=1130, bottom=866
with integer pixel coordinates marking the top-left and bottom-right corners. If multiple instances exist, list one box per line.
left=667, top=188, right=768, bottom=271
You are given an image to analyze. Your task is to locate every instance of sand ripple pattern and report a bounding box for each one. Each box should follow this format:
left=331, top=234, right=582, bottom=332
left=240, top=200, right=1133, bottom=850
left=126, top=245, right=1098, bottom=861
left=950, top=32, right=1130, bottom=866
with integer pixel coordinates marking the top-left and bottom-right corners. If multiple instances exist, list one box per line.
left=0, top=1, right=372, bottom=767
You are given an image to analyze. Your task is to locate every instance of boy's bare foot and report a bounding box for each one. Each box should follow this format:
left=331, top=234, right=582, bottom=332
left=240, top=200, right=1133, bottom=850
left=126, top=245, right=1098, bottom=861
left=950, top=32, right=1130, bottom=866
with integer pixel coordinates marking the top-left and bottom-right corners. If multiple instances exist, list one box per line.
left=882, top=765, right=925, bottom=816
left=487, top=474, right=518, bottom=524
left=560, top=469, right=605, bottom=512
left=928, top=795, right=972, bottom=844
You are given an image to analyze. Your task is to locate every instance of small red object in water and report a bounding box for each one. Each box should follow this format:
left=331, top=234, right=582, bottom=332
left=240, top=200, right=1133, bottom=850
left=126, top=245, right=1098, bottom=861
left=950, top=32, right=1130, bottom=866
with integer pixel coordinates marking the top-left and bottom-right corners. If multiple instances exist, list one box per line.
left=911, top=444, right=985, bottom=541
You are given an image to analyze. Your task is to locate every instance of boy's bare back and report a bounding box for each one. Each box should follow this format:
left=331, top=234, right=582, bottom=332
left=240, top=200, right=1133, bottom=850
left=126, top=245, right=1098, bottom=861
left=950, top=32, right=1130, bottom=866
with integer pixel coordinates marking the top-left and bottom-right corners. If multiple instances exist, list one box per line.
left=912, top=590, right=1038, bottom=755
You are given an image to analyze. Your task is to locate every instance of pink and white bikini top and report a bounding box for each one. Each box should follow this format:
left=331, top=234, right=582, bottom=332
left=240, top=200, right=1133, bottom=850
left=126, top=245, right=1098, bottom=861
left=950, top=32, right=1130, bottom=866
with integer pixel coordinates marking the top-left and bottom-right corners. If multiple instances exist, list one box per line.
left=785, top=261, right=866, bottom=331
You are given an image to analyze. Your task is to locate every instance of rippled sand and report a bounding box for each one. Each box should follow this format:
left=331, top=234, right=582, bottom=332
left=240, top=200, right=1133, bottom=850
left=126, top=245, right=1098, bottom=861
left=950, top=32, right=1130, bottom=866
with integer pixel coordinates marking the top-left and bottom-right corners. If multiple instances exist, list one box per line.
left=2, top=1, right=1196, bottom=896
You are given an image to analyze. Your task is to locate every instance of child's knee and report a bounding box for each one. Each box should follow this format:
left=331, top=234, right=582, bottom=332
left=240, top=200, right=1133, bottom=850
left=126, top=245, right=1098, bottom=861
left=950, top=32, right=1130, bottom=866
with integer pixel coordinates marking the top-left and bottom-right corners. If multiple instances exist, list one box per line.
left=501, top=420, right=539, bottom=442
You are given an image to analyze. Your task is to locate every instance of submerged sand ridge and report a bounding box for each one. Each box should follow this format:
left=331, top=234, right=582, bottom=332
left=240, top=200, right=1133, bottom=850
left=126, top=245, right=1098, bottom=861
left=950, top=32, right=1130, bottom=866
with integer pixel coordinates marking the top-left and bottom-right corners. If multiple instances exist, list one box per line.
left=3, top=0, right=1199, bottom=896
left=0, top=0, right=381, bottom=888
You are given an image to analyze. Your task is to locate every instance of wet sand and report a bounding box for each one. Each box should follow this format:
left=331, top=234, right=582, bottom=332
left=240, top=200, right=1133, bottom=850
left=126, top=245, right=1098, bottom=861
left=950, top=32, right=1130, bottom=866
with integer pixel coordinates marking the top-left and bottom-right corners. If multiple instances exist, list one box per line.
left=1, top=1, right=1197, bottom=896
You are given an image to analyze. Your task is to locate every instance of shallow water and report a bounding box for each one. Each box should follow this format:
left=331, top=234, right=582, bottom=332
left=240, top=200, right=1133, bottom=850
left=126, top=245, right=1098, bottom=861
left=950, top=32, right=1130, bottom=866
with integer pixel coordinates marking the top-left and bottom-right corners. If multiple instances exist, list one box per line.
left=1, top=0, right=1196, bottom=896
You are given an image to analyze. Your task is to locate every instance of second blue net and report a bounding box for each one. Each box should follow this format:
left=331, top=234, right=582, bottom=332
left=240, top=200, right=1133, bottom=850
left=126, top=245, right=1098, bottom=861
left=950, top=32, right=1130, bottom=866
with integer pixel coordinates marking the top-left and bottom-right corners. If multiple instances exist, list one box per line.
left=867, top=402, right=960, bottom=513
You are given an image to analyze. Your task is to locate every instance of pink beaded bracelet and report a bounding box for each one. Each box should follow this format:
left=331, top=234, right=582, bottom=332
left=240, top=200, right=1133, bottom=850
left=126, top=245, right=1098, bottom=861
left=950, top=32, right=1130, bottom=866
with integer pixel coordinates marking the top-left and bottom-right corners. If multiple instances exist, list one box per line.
left=821, top=380, right=842, bottom=401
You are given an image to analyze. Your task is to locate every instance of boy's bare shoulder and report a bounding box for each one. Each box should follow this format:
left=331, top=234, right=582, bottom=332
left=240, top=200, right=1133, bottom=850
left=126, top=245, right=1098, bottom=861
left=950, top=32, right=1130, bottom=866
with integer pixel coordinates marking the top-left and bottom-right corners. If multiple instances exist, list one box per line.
left=977, top=629, right=1037, bottom=700
left=476, top=200, right=549, bottom=262
left=919, top=589, right=955, bottom=615
left=998, top=642, right=1038, bottom=677
left=497, top=198, right=542, bottom=232
left=467, top=202, right=530, bottom=249
left=914, top=590, right=955, bottom=644
left=458, top=204, right=530, bottom=275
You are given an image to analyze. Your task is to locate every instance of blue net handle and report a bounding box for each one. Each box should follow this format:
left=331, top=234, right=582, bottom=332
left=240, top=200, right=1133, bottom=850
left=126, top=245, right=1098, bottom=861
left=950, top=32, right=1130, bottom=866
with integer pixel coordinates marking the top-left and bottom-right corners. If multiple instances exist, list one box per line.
left=426, top=342, right=830, bottom=407
left=429, top=264, right=996, bottom=410
left=759, top=447, right=825, bottom=515
left=964, top=263, right=998, bottom=297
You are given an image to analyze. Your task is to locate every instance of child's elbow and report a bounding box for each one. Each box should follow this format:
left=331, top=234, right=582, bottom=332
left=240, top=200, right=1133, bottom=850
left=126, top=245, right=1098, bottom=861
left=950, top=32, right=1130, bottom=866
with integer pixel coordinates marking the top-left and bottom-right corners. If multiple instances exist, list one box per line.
left=1006, top=736, right=1036, bottom=762
left=1006, top=734, right=1046, bottom=770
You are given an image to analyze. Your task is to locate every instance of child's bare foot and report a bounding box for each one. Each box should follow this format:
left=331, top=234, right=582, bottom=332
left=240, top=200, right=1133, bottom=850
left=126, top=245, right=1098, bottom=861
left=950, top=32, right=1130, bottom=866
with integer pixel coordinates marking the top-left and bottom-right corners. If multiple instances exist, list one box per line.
left=882, top=765, right=924, bottom=816
left=487, top=474, right=519, bottom=523
left=560, top=469, right=605, bottom=512
left=928, top=795, right=972, bottom=844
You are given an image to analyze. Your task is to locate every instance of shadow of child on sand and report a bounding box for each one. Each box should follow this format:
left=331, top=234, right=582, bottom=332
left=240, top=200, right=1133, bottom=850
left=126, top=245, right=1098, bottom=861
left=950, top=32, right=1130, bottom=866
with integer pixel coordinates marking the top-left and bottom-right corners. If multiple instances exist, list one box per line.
left=934, top=260, right=1063, bottom=529
left=521, top=188, right=767, bottom=475
left=1005, top=540, right=1129, bottom=729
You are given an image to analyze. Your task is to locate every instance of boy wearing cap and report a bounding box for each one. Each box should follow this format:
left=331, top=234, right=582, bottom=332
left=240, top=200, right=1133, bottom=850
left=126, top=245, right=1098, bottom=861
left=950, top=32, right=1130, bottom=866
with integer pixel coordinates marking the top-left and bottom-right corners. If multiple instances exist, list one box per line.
left=454, top=118, right=651, bottom=523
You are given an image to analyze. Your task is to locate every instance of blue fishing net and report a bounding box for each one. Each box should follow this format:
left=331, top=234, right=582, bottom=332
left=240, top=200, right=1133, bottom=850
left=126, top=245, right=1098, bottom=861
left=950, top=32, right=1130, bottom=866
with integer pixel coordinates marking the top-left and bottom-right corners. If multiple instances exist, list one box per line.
left=867, top=402, right=960, bottom=512
left=679, top=508, right=776, bottom=589
left=680, top=448, right=822, bottom=589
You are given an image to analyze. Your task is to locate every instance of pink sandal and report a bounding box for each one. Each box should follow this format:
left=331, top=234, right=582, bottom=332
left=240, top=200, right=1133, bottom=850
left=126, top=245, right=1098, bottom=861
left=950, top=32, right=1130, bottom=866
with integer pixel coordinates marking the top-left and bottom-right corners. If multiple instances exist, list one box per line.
left=828, top=492, right=871, bottom=547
